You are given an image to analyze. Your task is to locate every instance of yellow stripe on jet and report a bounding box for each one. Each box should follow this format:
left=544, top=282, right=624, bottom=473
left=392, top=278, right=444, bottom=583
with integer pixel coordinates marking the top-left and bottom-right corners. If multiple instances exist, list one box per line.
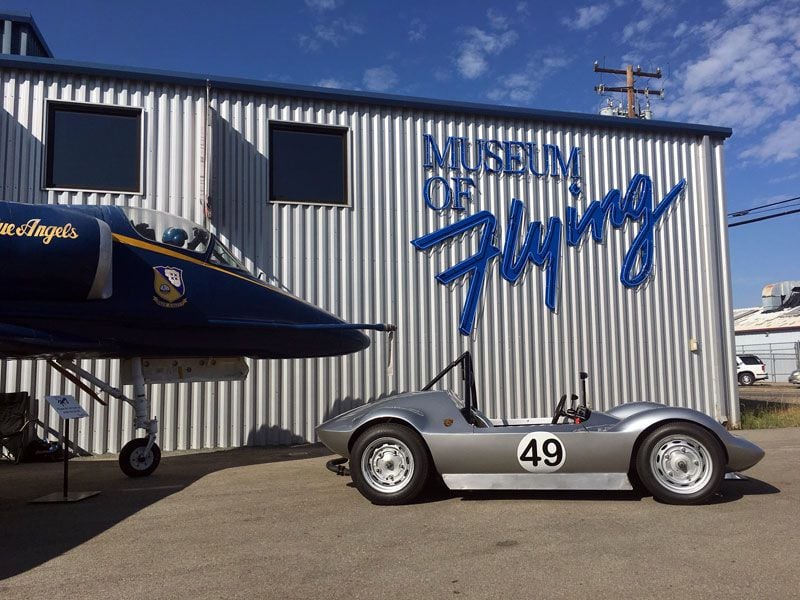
left=112, top=233, right=286, bottom=295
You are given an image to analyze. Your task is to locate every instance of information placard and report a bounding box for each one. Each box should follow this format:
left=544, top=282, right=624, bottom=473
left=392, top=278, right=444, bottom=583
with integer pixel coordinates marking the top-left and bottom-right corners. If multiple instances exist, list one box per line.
left=45, top=395, right=89, bottom=419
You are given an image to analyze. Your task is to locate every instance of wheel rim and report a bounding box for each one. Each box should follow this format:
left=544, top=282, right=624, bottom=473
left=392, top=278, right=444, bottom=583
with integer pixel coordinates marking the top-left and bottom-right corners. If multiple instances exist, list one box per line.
left=360, top=437, right=415, bottom=493
left=650, top=435, right=713, bottom=494
left=129, top=446, right=154, bottom=471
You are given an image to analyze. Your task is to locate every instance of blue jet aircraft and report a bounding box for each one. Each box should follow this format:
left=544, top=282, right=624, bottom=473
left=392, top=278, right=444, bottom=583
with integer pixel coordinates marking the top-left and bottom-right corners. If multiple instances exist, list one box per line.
left=0, top=200, right=392, bottom=476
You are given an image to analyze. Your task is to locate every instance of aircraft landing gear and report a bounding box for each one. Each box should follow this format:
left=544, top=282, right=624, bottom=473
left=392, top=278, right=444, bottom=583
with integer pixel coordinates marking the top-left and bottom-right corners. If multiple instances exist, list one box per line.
left=119, top=437, right=161, bottom=477
left=117, top=357, right=161, bottom=477
left=53, top=357, right=161, bottom=478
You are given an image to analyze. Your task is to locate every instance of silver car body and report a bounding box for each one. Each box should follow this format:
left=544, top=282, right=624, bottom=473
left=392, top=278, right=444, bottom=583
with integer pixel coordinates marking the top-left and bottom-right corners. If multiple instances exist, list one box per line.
left=316, top=391, right=765, bottom=492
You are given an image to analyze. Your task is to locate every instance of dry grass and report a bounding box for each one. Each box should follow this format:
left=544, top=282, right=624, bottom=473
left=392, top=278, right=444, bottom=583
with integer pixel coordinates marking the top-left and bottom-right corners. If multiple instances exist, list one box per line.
left=740, top=404, right=800, bottom=429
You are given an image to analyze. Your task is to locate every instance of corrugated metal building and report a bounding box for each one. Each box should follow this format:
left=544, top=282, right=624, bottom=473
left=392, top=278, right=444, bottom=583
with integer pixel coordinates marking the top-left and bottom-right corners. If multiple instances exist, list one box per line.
left=734, top=281, right=800, bottom=381
left=0, top=30, right=739, bottom=454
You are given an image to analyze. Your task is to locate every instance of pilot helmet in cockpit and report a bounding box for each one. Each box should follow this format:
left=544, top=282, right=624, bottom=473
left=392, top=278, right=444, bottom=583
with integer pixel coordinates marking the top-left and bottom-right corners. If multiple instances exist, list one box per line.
left=162, top=227, right=189, bottom=248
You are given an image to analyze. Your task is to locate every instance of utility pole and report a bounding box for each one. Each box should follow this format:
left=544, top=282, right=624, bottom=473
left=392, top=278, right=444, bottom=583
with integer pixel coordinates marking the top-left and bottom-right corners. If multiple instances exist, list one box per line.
left=594, top=62, right=663, bottom=118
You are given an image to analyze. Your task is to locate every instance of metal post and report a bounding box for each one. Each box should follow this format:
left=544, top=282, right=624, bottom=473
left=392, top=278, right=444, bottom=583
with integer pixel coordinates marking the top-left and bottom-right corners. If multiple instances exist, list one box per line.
left=63, top=418, right=69, bottom=499
left=626, top=65, right=635, bottom=117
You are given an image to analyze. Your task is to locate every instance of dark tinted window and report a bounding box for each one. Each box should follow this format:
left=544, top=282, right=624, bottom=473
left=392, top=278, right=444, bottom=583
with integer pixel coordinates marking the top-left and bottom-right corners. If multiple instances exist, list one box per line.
left=46, top=103, right=141, bottom=192
left=269, top=123, right=348, bottom=205
left=740, top=355, right=763, bottom=365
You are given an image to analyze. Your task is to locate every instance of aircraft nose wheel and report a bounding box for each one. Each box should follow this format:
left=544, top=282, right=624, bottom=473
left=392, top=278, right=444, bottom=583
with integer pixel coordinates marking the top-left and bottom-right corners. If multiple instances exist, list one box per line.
left=119, top=438, right=161, bottom=477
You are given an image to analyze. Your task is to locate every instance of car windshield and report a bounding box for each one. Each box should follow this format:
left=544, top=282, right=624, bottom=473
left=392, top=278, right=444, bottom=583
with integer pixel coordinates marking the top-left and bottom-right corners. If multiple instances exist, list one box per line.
left=121, top=207, right=211, bottom=254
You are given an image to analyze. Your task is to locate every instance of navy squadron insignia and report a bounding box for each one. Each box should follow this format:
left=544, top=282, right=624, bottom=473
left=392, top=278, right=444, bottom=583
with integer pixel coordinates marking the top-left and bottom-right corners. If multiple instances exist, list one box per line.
left=153, top=266, right=187, bottom=308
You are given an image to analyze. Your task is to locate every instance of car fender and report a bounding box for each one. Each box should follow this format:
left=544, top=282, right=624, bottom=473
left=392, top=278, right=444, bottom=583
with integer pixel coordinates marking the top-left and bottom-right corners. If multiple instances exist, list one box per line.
left=614, top=405, right=728, bottom=438
left=614, top=405, right=766, bottom=471
left=316, top=390, right=466, bottom=458
left=349, top=406, right=431, bottom=441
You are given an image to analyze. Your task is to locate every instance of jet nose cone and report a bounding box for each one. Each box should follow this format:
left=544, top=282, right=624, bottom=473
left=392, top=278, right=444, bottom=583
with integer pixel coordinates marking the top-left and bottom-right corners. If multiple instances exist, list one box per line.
left=278, top=321, right=371, bottom=358
left=334, top=327, right=371, bottom=355
left=266, top=290, right=375, bottom=358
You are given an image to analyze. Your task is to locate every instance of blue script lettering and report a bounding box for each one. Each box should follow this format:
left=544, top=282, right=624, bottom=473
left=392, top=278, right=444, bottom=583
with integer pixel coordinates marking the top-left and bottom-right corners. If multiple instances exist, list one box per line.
left=412, top=173, right=686, bottom=336
left=501, top=201, right=562, bottom=310
left=565, top=174, right=686, bottom=286
left=411, top=212, right=501, bottom=336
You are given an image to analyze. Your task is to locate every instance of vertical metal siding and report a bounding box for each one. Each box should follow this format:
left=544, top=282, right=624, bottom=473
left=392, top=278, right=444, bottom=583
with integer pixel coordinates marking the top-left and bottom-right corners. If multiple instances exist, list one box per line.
left=0, top=67, right=739, bottom=455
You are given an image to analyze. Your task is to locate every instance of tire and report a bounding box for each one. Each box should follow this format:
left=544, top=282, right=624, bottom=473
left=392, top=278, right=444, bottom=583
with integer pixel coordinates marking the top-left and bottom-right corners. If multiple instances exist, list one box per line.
left=350, top=423, right=431, bottom=505
left=738, top=372, right=754, bottom=386
left=119, top=438, right=161, bottom=478
left=635, top=422, right=724, bottom=505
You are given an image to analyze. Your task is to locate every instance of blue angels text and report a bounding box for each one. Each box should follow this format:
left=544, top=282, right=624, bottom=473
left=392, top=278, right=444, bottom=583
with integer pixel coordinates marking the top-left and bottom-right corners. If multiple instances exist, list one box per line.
left=412, top=134, right=686, bottom=336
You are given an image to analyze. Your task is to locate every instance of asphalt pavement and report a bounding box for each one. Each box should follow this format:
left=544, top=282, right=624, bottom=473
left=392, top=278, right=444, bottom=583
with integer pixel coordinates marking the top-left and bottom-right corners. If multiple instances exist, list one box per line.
left=0, top=428, right=798, bottom=599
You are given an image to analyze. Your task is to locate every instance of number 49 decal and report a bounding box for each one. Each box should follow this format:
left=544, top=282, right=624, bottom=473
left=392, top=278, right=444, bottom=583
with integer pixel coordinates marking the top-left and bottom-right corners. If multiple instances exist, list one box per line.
left=516, top=432, right=566, bottom=473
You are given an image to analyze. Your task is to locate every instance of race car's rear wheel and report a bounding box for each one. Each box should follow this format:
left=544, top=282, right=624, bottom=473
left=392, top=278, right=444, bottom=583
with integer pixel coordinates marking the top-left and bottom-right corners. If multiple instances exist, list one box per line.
left=350, top=423, right=430, bottom=505
left=635, top=422, right=724, bottom=505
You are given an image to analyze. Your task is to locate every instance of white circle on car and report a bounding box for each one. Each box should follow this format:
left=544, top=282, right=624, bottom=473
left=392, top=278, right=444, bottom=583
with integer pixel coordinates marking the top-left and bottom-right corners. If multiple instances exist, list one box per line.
left=516, top=432, right=566, bottom=473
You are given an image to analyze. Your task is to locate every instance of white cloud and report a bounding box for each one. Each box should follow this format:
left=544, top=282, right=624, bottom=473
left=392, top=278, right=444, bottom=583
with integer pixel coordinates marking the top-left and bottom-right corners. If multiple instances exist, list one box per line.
left=724, top=0, right=766, bottom=10
left=740, top=114, right=800, bottom=162
left=487, top=8, right=509, bottom=30
left=298, top=18, right=365, bottom=51
left=622, top=18, right=654, bottom=42
left=768, top=171, right=800, bottom=184
left=564, top=4, right=610, bottom=30
left=487, top=54, right=572, bottom=105
left=662, top=6, right=800, bottom=128
left=305, top=0, right=339, bottom=10
left=362, top=66, right=398, bottom=91
left=454, top=12, right=518, bottom=80
left=316, top=78, right=346, bottom=88
left=408, top=18, right=427, bottom=42
left=660, top=2, right=800, bottom=163
left=432, top=67, right=452, bottom=82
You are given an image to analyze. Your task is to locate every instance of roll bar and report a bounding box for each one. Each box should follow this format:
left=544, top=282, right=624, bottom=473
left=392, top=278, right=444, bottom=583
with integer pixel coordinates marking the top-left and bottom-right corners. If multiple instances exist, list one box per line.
left=422, top=351, right=478, bottom=425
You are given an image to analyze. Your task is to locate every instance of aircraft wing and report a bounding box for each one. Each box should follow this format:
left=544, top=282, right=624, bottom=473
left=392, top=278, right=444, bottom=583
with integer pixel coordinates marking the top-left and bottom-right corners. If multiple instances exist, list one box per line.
left=0, top=323, right=112, bottom=359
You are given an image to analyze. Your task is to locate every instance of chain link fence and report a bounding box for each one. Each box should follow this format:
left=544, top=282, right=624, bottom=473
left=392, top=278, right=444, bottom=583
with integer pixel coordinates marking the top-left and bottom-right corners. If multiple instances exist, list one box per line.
left=735, top=341, right=800, bottom=383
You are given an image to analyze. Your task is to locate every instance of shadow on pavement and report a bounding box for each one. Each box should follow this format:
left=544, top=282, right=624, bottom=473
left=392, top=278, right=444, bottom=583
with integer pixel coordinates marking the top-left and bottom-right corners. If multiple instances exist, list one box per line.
left=707, top=476, right=780, bottom=504
left=0, top=444, right=331, bottom=581
left=417, top=477, right=779, bottom=504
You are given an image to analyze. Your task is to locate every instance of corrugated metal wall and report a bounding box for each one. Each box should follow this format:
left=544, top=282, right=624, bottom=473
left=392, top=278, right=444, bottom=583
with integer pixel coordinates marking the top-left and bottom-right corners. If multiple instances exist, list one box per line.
left=0, top=66, right=739, bottom=454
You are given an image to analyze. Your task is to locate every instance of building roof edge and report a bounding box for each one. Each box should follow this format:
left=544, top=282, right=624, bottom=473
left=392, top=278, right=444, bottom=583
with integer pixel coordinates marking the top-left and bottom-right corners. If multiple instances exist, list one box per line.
left=0, top=54, right=733, bottom=139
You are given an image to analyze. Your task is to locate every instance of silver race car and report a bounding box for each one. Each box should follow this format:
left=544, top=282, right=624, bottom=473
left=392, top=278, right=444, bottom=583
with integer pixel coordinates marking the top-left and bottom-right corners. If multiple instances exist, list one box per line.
left=317, top=352, right=764, bottom=505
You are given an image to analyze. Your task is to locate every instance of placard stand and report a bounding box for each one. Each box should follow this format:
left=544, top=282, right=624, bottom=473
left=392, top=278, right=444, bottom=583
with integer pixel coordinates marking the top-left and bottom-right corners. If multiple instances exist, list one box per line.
left=31, top=395, right=100, bottom=504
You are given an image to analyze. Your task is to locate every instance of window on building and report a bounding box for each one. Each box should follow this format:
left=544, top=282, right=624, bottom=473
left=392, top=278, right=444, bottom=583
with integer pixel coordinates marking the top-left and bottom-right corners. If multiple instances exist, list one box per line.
left=45, top=102, right=142, bottom=193
left=269, top=122, right=348, bottom=206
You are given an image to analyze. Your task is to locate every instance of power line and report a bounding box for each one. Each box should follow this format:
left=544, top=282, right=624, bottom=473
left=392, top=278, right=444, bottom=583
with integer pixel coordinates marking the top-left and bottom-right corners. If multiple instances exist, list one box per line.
left=728, top=195, right=800, bottom=217
left=740, top=200, right=800, bottom=217
left=728, top=206, right=800, bottom=228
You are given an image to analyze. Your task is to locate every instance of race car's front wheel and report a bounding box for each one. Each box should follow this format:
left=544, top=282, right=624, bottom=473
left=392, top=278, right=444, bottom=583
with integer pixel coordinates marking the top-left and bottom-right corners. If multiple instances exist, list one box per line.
left=350, top=423, right=430, bottom=505
left=635, top=422, right=724, bottom=505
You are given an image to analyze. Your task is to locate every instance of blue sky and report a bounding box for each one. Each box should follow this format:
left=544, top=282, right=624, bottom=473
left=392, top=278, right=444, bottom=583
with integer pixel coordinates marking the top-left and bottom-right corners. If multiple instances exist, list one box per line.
left=5, top=0, right=799, bottom=308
